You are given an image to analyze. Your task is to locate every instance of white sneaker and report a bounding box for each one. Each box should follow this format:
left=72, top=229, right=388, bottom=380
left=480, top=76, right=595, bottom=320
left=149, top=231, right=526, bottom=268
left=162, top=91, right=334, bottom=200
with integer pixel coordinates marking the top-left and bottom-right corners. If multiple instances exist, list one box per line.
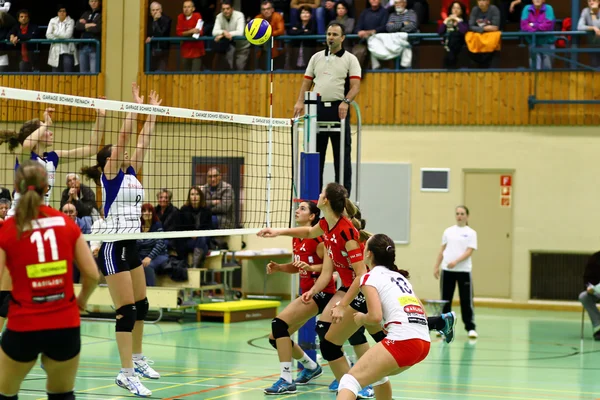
left=468, top=330, right=478, bottom=339
left=134, top=357, right=160, bottom=379
left=116, top=373, right=152, bottom=397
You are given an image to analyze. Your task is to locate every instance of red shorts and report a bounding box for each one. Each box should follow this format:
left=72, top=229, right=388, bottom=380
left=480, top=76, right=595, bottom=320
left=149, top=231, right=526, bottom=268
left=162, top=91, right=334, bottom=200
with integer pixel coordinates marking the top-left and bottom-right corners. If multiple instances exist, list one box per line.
left=381, top=338, right=430, bottom=368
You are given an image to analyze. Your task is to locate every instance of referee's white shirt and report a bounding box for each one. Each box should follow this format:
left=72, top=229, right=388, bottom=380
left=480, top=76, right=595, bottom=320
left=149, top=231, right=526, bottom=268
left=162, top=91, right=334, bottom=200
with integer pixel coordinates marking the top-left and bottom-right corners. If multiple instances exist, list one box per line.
left=304, top=48, right=361, bottom=102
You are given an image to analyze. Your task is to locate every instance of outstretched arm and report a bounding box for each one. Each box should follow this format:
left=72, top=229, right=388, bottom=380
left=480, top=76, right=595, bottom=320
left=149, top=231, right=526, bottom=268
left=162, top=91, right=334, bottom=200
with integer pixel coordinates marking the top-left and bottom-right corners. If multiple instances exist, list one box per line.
left=130, top=90, right=162, bottom=173
left=21, top=108, right=53, bottom=158
left=257, top=224, right=324, bottom=239
left=55, top=101, right=106, bottom=162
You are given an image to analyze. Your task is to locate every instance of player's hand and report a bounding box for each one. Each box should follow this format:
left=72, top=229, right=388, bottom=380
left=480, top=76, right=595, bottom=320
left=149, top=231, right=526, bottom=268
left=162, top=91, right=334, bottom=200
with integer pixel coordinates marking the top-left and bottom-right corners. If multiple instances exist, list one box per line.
left=338, top=102, right=349, bottom=120
left=353, top=312, right=366, bottom=326
left=433, top=266, right=440, bottom=280
left=142, top=257, right=152, bottom=267
left=96, top=96, right=106, bottom=117
left=301, top=289, right=315, bottom=304
left=293, top=101, right=304, bottom=119
left=266, top=261, right=279, bottom=274
left=148, top=90, right=162, bottom=106
left=132, top=82, right=144, bottom=104
left=331, top=303, right=347, bottom=324
left=76, top=295, right=88, bottom=313
left=257, top=228, right=280, bottom=238
left=293, top=260, right=311, bottom=271
left=92, top=248, right=99, bottom=258
left=43, top=108, right=55, bottom=125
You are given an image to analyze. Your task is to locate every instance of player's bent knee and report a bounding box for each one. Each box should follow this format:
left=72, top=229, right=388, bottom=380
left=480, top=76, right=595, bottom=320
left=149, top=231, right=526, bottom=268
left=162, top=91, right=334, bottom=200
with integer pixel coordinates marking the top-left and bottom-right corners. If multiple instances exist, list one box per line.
left=271, top=317, right=290, bottom=339
left=372, top=376, right=389, bottom=386
left=135, top=297, right=149, bottom=321
left=371, top=330, right=386, bottom=343
left=320, top=338, right=344, bottom=361
left=339, top=374, right=362, bottom=396
left=116, top=304, right=136, bottom=332
left=47, top=391, right=75, bottom=400
left=315, top=321, right=331, bottom=342
left=348, top=326, right=368, bottom=346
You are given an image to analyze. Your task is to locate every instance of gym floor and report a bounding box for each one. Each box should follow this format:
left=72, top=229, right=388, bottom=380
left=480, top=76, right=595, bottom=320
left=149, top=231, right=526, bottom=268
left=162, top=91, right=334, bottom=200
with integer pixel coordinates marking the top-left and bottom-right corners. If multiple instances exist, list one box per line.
left=17, top=307, right=599, bottom=399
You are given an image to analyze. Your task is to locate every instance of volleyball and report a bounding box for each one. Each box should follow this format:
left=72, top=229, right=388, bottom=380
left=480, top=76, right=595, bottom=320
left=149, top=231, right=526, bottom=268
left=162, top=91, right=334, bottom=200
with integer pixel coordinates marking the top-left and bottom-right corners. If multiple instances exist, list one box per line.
left=244, top=18, right=272, bottom=46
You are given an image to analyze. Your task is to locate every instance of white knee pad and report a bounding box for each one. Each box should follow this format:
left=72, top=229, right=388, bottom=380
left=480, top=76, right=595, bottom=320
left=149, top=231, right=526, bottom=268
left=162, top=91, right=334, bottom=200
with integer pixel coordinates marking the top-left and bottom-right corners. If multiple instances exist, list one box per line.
left=372, top=376, right=389, bottom=387
left=339, top=374, right=362, bottom=397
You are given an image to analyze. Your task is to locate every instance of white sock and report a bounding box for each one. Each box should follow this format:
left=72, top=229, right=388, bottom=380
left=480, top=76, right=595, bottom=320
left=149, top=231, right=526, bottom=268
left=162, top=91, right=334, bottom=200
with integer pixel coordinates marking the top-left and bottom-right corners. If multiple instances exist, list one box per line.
left=120, top=367, right=135, bottom=377
left=298, top=353, right=318, bottom=370
left=133, top=353, right=144, bottom=362
left=280, top=361, right=293, bottom=383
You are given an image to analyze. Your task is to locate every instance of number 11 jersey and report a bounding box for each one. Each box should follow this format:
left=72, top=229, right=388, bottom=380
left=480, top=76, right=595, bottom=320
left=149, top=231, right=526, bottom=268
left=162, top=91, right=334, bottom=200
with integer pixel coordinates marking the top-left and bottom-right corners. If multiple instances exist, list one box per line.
left=101, top=166, right=144, bottom=236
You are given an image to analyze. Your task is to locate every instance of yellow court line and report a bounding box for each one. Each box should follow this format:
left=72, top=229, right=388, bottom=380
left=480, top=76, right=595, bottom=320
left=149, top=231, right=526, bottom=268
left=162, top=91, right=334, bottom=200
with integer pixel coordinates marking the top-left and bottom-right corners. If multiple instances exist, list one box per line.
left=150, top=371, right=246, bottom=394
left=407, top=380, right=593, bottom=396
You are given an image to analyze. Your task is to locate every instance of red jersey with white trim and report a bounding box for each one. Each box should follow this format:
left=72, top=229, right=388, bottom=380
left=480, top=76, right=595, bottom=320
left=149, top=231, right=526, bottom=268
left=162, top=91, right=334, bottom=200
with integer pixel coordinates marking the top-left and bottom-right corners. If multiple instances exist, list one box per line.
left=319, top=216, right=364, bottom=287
left=293, top=237, right=336, bottom=294
left=360, top=266, right=430, bottom=342
left=0, top=205, right=81, bottom=332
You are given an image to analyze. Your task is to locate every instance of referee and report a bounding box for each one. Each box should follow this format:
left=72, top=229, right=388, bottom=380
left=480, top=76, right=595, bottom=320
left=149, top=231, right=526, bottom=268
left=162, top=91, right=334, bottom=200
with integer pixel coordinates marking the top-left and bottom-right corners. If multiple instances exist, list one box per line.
left=293, top=21, right=361, bottom=195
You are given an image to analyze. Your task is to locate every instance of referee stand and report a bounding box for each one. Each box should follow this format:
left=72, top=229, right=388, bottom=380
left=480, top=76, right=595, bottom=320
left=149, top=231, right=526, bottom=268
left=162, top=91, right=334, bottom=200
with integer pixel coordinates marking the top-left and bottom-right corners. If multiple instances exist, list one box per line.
left=291, top=90, right=363, bottom=367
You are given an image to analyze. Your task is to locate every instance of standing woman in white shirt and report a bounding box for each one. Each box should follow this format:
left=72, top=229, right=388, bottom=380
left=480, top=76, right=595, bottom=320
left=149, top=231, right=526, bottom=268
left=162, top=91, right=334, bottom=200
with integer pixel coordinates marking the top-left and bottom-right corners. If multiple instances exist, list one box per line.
left=434, top=205, right=478, bottom=338
left=46, top=4, right=78, bottom=72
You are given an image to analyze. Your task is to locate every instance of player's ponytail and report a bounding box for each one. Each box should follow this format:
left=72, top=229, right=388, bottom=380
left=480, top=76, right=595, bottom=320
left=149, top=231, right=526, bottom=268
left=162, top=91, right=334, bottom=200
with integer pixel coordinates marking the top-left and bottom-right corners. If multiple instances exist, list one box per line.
left=367, top=233, right=409, bottom=278
left=347, top=204, right=371, bottom=243
left=81, top=144, right=112, bottom=185
left=0, top=119, right=41, bottom=152
left=14, top=160, right=48, bottom=237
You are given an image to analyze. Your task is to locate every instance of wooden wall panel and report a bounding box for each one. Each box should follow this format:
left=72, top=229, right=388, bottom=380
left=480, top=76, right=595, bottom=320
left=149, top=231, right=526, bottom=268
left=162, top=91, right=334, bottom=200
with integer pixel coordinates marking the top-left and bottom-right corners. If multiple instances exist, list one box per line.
left=138, top=72, right=600, bottom=126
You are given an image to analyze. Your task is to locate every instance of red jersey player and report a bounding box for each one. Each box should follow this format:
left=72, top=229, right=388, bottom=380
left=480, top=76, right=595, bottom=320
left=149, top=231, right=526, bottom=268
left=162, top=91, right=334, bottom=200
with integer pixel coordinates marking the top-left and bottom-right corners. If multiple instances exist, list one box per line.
left=0, top=160, right=98, bottom=400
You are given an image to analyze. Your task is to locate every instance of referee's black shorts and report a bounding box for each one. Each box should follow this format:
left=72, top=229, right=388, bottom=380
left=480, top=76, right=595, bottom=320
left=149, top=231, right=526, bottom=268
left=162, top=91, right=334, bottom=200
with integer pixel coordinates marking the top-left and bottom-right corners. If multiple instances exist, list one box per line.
left=1, top=327, right=81, bottom=363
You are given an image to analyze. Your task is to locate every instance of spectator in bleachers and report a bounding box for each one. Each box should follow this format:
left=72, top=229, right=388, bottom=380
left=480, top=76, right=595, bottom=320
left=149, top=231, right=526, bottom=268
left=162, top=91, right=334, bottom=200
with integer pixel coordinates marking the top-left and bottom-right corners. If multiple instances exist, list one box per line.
left=384, top=0, right=429, bottom=26
left=520, top=0, right=555, bottom=70
left=137, top=203, right=170, bottom=287
left=438, top=1, right=468, bottom=69
left=440, top=0, right=469, bottom=21
left=256, top=1, right=286, bottom=69
left=46, top=5, right=78, bottom=73
left=176, top=0, right=205, bottom=72
left=579, top=251, right=600, bottom=340
left=212, top=0, right=249, bottom=71
left=578, top=0, right=600, bottom=68
left=75, top=0, right=102, bottom=73
left=146, top=2, right=172, bottom=72
left=61, top=203, right=92, bottom=283
left=353, top=0, right=388, bottom=67
left=290, top=0, right=320, bottom=33
left=60, top=173, right=97, bottom=218
left=500, top=0, right=532, bottom=27
left=9, top=9, right=39, bottom=72
left=335, top=1, right=355, bottom=38
left=318, top=0, right=344, bottom=34
left=177, top=186, right=212, bottom=268
left=203, top=167, right=235, bottom=230
left=155, top=188, right=180, bottom=232
left=467, top=0, right=501, bottom=68
left=0, top=198, right=9, bottom=221
left=0, top=11, right=15, bottom=72
left=287, top=5, right=317, bottom=70
left=387, top=0, right=419, bottom=34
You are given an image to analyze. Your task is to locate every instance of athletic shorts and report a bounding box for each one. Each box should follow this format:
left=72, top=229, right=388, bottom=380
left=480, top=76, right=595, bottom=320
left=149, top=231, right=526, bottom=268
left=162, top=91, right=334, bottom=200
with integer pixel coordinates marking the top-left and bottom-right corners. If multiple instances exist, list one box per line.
left=312, top=292, right=335, bottom=314
left=1, top=327, right=81, bottom=363
left=381, top=338, right=430, bottom=368
left=99, top=240, right=140, bottom=276
left=338, top=286, right=368, bottom=314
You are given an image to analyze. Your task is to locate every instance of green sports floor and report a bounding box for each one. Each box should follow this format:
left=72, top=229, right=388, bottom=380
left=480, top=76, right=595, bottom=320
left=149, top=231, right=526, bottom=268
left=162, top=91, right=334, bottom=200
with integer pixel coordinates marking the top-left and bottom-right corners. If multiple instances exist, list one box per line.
left=17, top=307, right=600, bottom=400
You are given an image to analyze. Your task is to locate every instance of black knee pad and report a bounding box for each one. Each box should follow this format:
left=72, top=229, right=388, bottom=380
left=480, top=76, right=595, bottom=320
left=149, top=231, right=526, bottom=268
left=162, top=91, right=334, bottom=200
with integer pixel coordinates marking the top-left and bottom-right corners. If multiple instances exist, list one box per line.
left=315, top=321, right=331, bottom=342
left=271, top=317, right=290, bottom=339
left=115, top=304, right=136, bottom=332
left=348, top=326, right=368, bottom=346
left=0, top=291, right=10, bottom=319
left=48, top=392, right=75, bottom=400
left=135, top=297, right=149, bottom=321
left=370, top=330, right=386, bottom=343
left=320, top=338, right=344, bottom=361
left=269, top=338, right=277, bottom=349
left=0, top=394, right=17, bottom=400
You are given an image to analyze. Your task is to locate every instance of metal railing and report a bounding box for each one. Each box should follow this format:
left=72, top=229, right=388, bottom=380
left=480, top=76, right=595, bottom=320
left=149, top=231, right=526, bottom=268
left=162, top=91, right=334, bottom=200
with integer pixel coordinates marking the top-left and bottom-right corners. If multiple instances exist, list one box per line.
left=145, top=30, right=598, bottom=73
left=0, top=38, right=101, bottom=74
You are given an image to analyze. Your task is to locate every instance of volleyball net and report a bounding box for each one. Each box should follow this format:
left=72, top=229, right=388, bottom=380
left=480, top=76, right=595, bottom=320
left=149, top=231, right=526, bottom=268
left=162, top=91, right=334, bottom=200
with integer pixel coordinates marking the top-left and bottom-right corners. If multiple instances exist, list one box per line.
left=0, top=86, right=294, bottom=242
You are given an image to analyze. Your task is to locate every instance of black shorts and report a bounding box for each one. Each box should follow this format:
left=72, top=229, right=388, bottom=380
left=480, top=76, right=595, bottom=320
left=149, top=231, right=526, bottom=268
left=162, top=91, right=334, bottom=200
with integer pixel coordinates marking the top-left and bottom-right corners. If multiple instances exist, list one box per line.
left=338, top=286, right=368, bottom=314
left=312, top=292, right=335, bottom=314
left=1, top=327, right=80, bottom=363
left=98, top=240, right=140, bottom=276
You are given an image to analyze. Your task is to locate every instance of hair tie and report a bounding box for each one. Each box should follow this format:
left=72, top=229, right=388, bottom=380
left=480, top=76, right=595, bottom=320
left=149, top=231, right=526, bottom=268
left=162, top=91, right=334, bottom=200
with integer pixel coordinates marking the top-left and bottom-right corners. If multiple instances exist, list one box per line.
left=386, top=245, right=393, bottom=252
left=27, top=185, right=35, bottom=191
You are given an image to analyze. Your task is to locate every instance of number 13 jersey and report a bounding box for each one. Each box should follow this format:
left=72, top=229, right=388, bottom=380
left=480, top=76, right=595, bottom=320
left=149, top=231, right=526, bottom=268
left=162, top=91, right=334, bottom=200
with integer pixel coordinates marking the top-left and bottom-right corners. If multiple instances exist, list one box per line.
left=101, top=166, right=144, bottom=237
left=360, top=266, right=431, bottom=342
